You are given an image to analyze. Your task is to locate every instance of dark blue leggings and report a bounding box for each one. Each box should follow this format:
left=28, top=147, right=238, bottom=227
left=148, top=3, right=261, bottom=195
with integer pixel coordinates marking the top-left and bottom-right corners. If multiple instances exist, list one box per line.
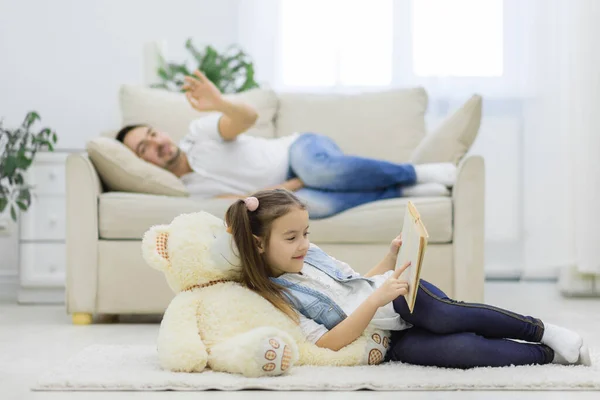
left=387, top=280, right=554, bottom=368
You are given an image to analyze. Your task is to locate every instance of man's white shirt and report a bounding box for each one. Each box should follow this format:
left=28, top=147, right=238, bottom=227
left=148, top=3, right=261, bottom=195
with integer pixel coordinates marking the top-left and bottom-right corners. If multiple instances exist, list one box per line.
left=179, top=114, right=299, bottom=198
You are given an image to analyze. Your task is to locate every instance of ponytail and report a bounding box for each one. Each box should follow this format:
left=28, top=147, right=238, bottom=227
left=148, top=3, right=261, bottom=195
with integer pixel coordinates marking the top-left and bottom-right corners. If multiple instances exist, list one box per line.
left=227, top=199, right=265, bottom=286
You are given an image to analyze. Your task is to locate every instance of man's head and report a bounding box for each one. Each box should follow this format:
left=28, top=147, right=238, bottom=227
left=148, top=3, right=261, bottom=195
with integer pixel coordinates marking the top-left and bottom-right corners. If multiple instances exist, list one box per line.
left=116, top=124, right=181, bottom=169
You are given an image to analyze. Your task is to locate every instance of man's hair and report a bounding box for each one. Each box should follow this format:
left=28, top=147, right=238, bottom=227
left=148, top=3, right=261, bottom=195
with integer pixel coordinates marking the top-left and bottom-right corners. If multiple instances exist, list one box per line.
left=115, top=124, right=146, bottom=143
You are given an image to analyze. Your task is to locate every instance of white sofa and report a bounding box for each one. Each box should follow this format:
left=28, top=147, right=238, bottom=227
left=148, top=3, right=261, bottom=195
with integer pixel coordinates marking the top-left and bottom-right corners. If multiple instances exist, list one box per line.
left=66, top=85, right=485, bottom=324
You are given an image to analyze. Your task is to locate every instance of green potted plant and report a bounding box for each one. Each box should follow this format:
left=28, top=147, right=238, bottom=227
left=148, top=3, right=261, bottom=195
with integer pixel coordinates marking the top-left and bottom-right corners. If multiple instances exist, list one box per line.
left=0, top=112, right=58, bottom=221
left=153, top=38, right=260, bottom=94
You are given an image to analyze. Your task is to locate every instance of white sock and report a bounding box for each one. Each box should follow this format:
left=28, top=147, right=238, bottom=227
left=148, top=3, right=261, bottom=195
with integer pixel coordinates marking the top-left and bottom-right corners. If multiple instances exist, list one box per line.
left=414, top=163, right=457, bottom=187
left=552, top=350, right=571, bottom=365
left=541, top=323, right=583, bottom=364
left=403, top=183, right=450, bottom=197
left=552, top=344, right=592, bottom=366
left=579, top=345, right=592, bottom=367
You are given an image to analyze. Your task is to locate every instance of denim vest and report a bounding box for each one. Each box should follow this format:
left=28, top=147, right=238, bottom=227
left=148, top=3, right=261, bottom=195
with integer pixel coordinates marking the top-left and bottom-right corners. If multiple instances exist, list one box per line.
left=270, top=245, right=374, bottom=330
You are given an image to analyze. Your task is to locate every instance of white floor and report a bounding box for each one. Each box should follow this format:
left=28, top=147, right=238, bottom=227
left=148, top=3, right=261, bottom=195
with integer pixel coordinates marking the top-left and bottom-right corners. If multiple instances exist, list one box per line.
left=1, top=282, right=599, bottom=400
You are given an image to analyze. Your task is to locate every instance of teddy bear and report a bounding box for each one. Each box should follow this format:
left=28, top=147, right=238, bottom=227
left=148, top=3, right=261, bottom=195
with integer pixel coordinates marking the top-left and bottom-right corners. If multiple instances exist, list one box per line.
left=141, top=211, right=391, bottom=377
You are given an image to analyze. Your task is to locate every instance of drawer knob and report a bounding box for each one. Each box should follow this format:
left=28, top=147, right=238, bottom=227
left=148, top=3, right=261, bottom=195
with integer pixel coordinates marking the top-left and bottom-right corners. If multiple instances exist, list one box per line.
left=49, top=216, right=57, bottom=226
left=49, top=265, right=57, bottom=273
left=48, top=172, right=56, bottom=180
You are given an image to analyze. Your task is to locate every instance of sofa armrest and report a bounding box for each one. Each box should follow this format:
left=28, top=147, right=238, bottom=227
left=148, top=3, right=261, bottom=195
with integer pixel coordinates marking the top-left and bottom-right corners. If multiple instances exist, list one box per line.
left=452, top=155, right=485, bottom=302
left=65, top=153, right=103, bottom=314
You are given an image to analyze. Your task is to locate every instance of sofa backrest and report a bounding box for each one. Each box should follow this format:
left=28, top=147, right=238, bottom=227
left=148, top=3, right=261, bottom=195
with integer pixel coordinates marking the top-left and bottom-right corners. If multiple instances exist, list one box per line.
left=274, top=87, right=428, bottom=163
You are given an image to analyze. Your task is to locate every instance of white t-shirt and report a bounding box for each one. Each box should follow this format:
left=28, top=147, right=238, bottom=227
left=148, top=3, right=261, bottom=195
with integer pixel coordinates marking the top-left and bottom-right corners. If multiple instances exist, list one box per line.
left=280, top=257, right=412, bottom=344
left=179, top=114, right=300, bottom=198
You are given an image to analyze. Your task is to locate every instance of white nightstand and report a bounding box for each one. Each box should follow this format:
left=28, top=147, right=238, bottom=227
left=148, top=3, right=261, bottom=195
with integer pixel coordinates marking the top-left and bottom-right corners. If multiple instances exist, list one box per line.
left=18, top=150, right=80, bottom=304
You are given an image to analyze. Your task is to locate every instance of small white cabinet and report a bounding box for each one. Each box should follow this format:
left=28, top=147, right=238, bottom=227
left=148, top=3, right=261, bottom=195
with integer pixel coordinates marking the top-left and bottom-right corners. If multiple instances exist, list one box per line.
left=18, top=151, right=75, bottom=304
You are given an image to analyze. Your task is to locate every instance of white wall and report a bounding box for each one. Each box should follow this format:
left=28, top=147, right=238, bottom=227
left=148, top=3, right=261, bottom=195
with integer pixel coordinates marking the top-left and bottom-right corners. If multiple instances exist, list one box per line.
left=0, top=0, right=240, bottom=149
left=0, top=0, right=240, bottom=288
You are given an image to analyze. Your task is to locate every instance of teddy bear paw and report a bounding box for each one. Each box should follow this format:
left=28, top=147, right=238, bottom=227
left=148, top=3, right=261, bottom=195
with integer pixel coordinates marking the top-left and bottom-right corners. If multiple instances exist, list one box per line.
left=366, top=332, right=391, bottom=365
left=258, top=337, right=293, bottom=375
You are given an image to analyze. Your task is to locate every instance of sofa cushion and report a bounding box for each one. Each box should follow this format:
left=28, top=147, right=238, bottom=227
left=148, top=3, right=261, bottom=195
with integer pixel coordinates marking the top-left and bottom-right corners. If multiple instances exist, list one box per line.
left=410, top=94, right=482, bottom=165
left=99, top=193, right=453, bottom=244
left=118, top=84, right=279, bottom=143
left=87, top=137, right=189, bottom=197
left=275, top=87, right=428, bottom=163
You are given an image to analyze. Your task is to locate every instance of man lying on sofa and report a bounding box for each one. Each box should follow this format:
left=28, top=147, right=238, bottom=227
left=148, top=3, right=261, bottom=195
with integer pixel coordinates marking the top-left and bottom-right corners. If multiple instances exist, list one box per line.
left=117, top=70, right=457, bottom=219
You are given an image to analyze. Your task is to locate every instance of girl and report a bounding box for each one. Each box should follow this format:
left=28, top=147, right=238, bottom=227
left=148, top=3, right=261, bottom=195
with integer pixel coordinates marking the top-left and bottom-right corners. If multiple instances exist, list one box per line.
left=225, top=189, right=591, bottom=368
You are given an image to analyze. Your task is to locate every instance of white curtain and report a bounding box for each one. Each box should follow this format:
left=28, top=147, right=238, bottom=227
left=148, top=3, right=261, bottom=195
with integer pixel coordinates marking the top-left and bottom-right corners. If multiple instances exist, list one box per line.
left=570, top=1, right=600, bottom=276
left=237, top=0, right=600, bottom=279
left=521, top=0, right=600, bottom=278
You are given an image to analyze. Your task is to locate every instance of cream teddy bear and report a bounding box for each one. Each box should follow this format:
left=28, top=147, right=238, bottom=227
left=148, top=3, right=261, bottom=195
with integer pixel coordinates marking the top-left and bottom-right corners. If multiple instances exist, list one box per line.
left=142, top=211, right=390, bottom=377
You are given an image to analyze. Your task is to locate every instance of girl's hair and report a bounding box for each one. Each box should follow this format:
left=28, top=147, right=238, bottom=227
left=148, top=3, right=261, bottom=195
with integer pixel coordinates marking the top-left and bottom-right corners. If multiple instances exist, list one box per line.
left=225, top=189, right=306, bottom=321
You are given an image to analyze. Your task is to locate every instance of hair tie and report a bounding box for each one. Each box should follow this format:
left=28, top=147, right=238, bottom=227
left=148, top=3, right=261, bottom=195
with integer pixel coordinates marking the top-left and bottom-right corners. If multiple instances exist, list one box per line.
left=244, top=196, right=259, bottom=212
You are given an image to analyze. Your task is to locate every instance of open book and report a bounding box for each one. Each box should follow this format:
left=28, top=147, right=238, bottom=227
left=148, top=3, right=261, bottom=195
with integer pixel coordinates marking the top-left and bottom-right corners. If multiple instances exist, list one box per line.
left=395, top=201, right=429, bottom=313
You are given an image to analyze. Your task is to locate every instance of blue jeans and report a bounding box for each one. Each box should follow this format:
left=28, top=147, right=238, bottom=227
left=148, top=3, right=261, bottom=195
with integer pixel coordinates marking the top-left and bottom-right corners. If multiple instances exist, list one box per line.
left=288, top=133, right=418, bottom=219
left=387, top=280, right=554, bottom=368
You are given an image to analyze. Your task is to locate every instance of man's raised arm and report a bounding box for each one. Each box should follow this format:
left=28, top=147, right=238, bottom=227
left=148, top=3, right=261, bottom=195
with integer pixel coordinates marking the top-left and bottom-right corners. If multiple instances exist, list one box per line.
left=183, top=70, right=258, bottom=141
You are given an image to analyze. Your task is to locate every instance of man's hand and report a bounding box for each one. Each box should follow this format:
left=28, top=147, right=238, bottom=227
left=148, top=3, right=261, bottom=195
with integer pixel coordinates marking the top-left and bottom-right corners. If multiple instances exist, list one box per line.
left=214, top=178, right=305, bottom=200
left=369, top=261, right=411, bottom=308
left=184, top=69, right=258, bottom=141
left=281, top=178, right=304, bottom=192
left=182, top=70, right=224, bottom=112
left=215, top=194, right=246, bottom=200
left=262, top=178, right=305, bottom=192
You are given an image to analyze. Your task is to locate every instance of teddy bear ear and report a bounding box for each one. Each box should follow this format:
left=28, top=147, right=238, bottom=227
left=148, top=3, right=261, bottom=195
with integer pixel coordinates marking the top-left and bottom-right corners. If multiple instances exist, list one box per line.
left=142, top=224, right=171, bottom=271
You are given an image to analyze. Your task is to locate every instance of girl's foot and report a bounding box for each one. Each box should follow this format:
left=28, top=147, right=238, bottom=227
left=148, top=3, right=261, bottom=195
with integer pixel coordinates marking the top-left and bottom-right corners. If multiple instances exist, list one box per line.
left=579, top=345, right=592, bottom=367
left=552, top=344, right=592, bottom=366
left=542, top=323, right=583, bottom=363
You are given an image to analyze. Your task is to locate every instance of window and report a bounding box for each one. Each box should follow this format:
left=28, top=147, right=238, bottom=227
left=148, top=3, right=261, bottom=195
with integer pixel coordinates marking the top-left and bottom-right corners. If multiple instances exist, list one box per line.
left=279, top=0, right=393, bottom=88
left=277, top=0, right=507, bottom=90
left=411, top=0, right=504, bottom=77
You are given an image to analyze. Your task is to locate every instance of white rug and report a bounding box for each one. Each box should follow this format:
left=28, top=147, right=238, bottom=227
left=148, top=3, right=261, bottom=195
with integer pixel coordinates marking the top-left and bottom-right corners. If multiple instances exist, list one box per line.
left=33, top=344, right=600, bottom=391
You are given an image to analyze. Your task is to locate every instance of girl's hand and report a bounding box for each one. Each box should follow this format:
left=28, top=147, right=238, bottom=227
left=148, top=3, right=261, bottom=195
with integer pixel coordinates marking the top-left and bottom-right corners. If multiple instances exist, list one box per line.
left=369, top=261, right=410, bottom=308
left=389, top=233, right=402, bottom=258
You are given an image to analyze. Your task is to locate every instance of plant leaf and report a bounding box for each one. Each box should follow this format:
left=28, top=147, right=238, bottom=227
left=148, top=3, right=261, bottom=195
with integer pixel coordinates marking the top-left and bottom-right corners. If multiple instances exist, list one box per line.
left=4, top=155, right=17, bottom=176
left=18, top=188, right=31, bottom=205
left=157, top=41, right=259, bottom=93
left=0, top=197, right=7, bottom=213
left=16, top=147, right=32, bottom=169
left=185, top=38, right=205, bottom=64
left=10, top=205, right=16, bottom=222
left=157, top=68, right=169, bottom=81
left=16, top=201, right=27, bottom=211
left=22, top=111, right=40, bottom=129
